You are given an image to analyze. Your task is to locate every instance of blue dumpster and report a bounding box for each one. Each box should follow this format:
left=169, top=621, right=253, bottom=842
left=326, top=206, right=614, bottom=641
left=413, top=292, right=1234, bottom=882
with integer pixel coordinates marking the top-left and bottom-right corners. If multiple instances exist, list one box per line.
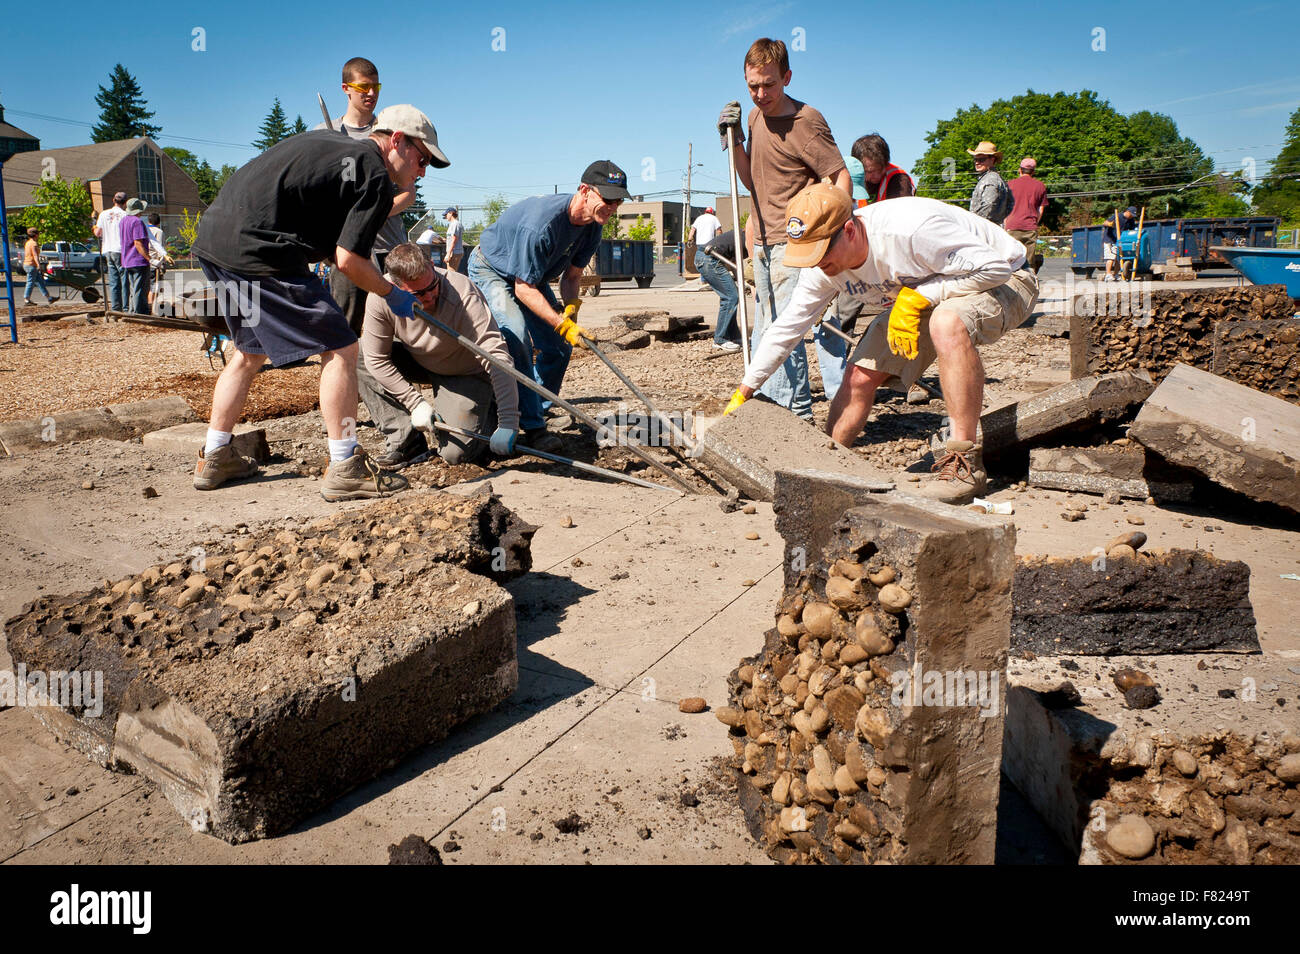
left=596, top=240, right=655, bottom=288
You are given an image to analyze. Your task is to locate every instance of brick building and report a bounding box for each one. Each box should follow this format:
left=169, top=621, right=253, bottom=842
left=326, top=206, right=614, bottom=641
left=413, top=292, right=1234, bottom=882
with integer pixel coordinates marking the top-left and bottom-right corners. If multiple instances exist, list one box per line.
left=2, top=137, right=206, bottom=225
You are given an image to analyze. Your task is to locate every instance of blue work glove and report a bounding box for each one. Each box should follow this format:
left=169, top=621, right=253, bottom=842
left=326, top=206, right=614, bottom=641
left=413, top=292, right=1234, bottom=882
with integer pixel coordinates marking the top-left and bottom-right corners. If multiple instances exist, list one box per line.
left=384, top=285, right=417, bottom=319
left=489, top=427, right=517, bottom=456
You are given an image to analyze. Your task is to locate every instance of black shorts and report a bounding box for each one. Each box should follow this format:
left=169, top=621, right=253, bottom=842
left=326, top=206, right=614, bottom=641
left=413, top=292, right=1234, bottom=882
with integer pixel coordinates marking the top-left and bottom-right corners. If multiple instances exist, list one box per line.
left=198, top=258, right=357, bottom=366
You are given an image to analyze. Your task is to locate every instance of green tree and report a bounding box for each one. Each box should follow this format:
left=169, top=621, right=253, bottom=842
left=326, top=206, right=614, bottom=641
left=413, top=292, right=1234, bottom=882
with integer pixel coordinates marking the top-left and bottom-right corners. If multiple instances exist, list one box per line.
left=289, top=115, right=308, bottom=136
left=17, top=175, right=94, bottom=243
left=483, top=194, right=510, bottom=226
left=602, top=216, right=624, bottom=239
left=253, top=99, right=290, bottom=151
left=627, top=214, right=656, bottom=241
left=164, top=147, right=218, bottom=205
left=212, top=163, right=238, bottom=198
left=912, top=90, right=1216, bottom=229
left=92, top=64, right=161, bottom=142
left=1253, top=105, right=1300, bottom=223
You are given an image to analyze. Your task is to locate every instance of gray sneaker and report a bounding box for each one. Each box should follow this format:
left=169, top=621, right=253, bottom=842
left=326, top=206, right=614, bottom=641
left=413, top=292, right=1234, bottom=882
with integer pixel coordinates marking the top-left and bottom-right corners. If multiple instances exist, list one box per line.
left=320, top=447, right=409, bottom=502
left=194, top=443, right=260, bottom=490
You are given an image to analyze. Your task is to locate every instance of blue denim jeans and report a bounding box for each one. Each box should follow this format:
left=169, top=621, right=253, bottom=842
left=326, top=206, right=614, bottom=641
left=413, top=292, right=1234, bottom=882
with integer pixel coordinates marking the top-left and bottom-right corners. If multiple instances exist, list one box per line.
left=751, top=244, right=848, bottom=417
left=124, top=265, right=149, bottom=314
left=694, top=249, right=739, bottom=343
left=23, top=265, right=52, bottom=303
left=468, top=248, right=569, bottom=432
left=107, top=252, right=124, bottom=312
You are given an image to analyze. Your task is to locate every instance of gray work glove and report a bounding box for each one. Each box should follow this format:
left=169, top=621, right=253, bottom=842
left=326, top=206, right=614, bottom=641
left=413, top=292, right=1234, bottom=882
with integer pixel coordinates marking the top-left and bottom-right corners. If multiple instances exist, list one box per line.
left=718, top=101, right=744, bottom=151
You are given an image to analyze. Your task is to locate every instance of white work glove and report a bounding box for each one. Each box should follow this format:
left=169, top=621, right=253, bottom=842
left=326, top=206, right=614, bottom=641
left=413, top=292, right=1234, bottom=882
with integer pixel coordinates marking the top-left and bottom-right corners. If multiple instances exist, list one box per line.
left=410, top=400, right=434, bottom=432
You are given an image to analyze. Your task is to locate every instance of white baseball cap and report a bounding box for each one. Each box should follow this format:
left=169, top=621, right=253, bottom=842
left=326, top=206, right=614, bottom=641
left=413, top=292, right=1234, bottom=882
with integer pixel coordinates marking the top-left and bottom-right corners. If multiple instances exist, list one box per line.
left=375, top=105, right=450, bottom=168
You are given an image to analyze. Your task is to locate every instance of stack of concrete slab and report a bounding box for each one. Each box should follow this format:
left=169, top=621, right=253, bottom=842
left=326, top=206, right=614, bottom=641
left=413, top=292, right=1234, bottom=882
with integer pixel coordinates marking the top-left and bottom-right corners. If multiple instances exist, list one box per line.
left=721, top=469, right=1015, bottom=864
left=5, top=489, right=535, bottom=842
left=1068, top=283, right=1296, bottom=395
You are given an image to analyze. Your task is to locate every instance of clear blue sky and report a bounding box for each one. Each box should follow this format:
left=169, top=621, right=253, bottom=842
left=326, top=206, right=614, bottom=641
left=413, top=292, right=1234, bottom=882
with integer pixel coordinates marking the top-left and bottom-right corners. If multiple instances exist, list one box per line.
left=5, top=0, right=1298, bottom=219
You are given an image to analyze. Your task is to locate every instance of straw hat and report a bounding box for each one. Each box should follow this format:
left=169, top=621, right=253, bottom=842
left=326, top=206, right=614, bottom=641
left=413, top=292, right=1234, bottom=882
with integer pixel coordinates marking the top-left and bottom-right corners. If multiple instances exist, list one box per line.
left=966, top=141, right=1003, bottom=160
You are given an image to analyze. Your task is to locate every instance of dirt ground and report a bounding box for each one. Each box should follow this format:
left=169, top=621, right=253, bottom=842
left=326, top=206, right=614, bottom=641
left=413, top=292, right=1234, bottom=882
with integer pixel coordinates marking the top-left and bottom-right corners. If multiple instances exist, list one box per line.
left=1, top=270, right=1297, bottom=864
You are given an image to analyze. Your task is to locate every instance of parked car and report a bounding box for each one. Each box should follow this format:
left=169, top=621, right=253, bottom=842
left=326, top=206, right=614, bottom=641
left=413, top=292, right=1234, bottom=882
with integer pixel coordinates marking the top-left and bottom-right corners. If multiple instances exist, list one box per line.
left=40, top=241, right=104, bottom=274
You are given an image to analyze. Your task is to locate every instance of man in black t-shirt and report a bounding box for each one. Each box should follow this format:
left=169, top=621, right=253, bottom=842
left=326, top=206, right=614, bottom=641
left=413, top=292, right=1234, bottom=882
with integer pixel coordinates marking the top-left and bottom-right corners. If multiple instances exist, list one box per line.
left=190, top=104, right=450, bottom=502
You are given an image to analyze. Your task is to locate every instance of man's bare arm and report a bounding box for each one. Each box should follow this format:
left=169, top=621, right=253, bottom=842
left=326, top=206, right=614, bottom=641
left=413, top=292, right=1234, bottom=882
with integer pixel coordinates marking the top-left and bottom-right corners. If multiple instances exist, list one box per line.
left=514, top=279, right=564, bottom=329
left=335, top=246, right=392, bottom=295
left=558, top=265, right=583, bottom=305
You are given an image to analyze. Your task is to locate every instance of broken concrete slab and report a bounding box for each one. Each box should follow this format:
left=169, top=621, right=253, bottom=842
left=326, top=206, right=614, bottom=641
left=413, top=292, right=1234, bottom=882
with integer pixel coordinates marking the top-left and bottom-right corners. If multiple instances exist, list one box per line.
left=1003, top=653, right=1300, bottom=864
left=1212, top=319, right=1300, bottom=404
left=726, top=470, right=1016, bottom=864
left=980, top=370, right=1154, bottom=458
left=0, top=407, right=131, bottom=456
left=142, top=421, right=271, bottom=463
left=1028, top=444, right=1194, bottom=501
left=1012, top=549, right=1260, bottom=655
left=603, top=330, right=650, bottom=351
left=698, top=399, right=893, bottom=501
left=106, top=396, right=197, bottom=436
left=5, top=489, right=535, bottom=842
left=1129, top=363, right=1300, bottom=515
left=1068, top=283, right=1293, bottom=383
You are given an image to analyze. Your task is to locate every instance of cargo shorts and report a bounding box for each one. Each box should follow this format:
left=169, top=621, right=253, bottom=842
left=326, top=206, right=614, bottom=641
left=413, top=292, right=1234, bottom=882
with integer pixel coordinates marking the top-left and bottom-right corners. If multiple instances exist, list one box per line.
left=849, top=269, right=1038, bottom=388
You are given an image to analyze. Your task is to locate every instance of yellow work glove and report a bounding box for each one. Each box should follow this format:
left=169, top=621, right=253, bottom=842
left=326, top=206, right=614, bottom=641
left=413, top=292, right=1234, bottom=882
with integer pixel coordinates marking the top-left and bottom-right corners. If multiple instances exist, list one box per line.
left=556, top=317, right=590, bottom=349
left=724, top=388, right=748, bottom=416
left=561, top=298, right=582, bottom=321
left=886, top=287, right=931, bottom=361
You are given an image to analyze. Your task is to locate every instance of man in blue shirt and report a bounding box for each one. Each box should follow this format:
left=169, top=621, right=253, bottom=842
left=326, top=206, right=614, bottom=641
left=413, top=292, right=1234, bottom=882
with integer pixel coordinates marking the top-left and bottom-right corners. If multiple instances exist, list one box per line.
left=469, top=161, right=630, bottom=449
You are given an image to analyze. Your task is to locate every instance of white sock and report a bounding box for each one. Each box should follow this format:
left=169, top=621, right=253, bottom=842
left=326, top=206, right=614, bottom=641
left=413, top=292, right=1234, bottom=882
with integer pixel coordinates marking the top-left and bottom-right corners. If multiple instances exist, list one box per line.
left=204, top=429, right=232, bottom=455
left=328, top=438, right=358, bottom=462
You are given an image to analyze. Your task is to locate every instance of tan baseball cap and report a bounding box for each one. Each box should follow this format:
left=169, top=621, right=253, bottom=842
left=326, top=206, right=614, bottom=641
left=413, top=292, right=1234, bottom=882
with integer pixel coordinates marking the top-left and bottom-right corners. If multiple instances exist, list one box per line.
left=375, top=105, right=450, bottom=168
left=783, top=183, right=853, bottom=268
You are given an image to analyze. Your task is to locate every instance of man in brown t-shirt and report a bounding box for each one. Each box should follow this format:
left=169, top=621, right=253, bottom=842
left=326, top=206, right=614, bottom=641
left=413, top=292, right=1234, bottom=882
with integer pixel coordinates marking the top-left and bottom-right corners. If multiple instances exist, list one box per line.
left=717, top=37, right=850, bottom=420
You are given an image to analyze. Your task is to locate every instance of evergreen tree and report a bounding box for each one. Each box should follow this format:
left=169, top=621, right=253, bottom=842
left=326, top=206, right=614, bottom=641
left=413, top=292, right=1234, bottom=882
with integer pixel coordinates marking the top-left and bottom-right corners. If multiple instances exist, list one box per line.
left=289, top=115, right=308, bottom=136
left=91, top=64, right=161, bottom=142
left=253, top=99, right=290, bottom=151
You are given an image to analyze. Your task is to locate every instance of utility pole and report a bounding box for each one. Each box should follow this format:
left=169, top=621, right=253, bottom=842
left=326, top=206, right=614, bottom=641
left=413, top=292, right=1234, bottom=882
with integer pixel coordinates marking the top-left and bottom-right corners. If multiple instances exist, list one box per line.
left=683, top=142, right=692, bottom=246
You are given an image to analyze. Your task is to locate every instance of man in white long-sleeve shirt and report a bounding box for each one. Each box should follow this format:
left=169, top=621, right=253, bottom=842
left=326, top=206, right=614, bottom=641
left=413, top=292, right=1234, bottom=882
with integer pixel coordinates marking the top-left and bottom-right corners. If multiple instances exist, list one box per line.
left=723, top=183, right=1037, bottom=504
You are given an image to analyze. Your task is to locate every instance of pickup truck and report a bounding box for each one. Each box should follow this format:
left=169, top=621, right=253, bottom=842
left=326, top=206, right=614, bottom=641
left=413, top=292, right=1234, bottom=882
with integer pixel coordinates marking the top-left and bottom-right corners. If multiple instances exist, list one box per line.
left=41, top=241, right=104, bottom=273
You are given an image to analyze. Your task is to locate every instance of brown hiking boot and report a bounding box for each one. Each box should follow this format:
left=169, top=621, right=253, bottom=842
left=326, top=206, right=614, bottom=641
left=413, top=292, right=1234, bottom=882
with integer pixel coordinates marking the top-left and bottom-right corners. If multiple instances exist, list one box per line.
left=912, top=439, right=986, bottom=505
left=320, top=447, right=409, bottom=502
left=194, top=443, right=260, bottom=491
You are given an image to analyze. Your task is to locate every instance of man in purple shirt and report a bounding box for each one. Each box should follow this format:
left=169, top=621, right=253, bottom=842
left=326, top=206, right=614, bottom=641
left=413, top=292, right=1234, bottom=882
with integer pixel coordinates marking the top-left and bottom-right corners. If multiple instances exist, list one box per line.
left=118, top=197, right=151, bottom=314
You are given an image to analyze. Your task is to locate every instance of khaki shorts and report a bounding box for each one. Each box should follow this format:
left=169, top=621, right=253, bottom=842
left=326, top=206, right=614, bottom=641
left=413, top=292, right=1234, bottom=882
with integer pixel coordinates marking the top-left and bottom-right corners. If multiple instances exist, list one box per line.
left=849, top=269, right=1039, bottom=388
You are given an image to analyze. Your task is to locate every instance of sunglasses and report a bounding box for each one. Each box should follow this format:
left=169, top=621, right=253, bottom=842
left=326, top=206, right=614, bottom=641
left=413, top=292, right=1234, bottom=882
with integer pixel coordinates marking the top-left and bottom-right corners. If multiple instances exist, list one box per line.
left=411, top=270, right=441, bottom=298
left=344, top=82, right=381, bottom=94
left=407, top=138, right=433, bottom=169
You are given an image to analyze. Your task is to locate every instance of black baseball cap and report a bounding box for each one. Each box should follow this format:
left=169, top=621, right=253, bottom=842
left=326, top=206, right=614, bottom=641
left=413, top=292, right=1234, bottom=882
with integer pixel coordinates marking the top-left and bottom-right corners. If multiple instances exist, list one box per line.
left=582, top=160, right=631, bottom=201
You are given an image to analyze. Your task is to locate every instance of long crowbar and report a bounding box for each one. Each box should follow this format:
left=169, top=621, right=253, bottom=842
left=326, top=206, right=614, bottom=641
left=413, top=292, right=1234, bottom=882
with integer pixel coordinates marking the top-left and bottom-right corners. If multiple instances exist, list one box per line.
left=411, top=304, right=697, bottom=493
left=429, top=421, right=677, bottom=494
left=724, top=126, right=751, bottom=372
